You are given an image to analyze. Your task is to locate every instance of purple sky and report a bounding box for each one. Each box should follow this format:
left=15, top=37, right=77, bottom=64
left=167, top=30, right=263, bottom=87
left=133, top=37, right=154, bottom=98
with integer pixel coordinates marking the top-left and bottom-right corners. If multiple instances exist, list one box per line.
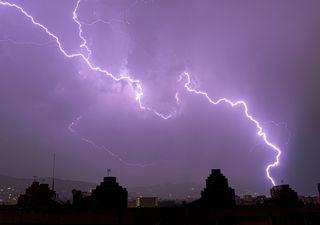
left=0, top=0, right=320, bottom=196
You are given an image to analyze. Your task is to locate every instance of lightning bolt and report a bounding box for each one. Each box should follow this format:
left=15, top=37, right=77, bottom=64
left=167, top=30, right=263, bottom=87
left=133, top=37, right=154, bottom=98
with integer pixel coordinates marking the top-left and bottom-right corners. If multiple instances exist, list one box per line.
left=179, top=72, right=281, bottom=186
left=79, top=18, right=128, bottom=27
left=174, top=92, right=180, bottom=105
left=68, top=116, right=154, bottom=168
left=261, top=121, right=291, bottom=150
left=0, top=0, right=175, bottom=120
left=0, top=0, right=283, bottom=186
left=249, top=121, right=290, bottom=153
left=72, top=0, right=92, bottom=59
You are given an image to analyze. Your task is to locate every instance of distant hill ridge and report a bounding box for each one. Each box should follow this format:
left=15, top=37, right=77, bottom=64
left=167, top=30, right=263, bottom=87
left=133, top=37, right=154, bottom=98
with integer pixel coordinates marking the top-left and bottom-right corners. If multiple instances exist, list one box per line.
left=0, top=174, right=95, bottom=201
left=0, top=174, right=203, bottom=200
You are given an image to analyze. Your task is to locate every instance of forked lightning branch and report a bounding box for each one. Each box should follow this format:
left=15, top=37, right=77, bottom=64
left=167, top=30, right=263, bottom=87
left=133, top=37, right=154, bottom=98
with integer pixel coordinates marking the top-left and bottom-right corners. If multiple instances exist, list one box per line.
left=0, top=0, right=282, bottom=186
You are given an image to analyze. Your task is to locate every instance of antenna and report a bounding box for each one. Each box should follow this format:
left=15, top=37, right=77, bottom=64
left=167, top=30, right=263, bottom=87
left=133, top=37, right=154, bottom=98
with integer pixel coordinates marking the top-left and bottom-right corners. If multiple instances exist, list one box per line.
left=107, top=168, right=111, bottom=177
left=52, top=153, right=55, bottom=191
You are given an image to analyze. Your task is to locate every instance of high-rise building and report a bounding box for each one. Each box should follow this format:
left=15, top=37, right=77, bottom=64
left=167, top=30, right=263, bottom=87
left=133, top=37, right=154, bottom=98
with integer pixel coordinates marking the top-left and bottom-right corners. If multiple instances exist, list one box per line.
left=71, top=189, right=91, bottom=207
left=191, top=169, right=235, bottom=207
left=91, top=176, right=127, bottom=209
left=270, top=184, right=300, bottom=206
left=72, top=176, right=127, bottom=209
left=17, top=181, right=57, bottom=206
left=317, top=183, right=320, bottom=196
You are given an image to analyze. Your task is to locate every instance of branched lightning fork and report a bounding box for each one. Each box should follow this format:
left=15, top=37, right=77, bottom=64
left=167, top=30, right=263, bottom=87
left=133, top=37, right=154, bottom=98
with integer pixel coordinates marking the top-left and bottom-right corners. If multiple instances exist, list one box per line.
left=0, top=0, right=284, bottom=185
left=0, top=0, right=174, bottom=120
left=72, top=0, right=92, bottom=59
left=68, top=116, right=154, bottom=168
left=180, top=72, right=281, bottom=186
left=79, top=18, right=128, bottom=27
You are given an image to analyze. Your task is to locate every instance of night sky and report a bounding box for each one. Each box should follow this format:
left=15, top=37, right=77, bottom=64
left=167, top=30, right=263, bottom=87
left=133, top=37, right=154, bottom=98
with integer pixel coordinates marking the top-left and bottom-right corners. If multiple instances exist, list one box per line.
left=0, top=0, right=319, bottom=196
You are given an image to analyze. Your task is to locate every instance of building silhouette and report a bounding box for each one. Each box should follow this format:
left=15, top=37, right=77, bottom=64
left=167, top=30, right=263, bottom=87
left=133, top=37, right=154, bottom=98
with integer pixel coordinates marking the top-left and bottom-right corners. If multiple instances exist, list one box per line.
left=71, top=189, right=91, bottom=207
left=72, top=176, right=127, bottom=209
left=318, top=183, right=320, bottom=196
left=2, top=169, right=320, bottom=224
left=270, top=184, right=301, bottom=206
left=17, top=181, right=57, bottom=207
left=91, top=176, right=127, bottom=208
left=191, top=169, right=235, bottom=207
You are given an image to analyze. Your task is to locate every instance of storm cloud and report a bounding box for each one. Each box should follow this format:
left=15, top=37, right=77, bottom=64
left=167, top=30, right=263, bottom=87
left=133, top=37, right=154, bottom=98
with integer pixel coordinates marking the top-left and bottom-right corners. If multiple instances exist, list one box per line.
left=0, top=0, right=320, bottom=196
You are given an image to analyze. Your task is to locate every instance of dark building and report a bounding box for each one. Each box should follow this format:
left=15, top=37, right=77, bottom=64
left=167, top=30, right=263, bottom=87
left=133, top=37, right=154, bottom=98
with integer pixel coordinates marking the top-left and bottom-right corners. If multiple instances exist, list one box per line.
left=72, top=176, right=127, bottom=209
left=270, top=184, right=301, bottom=206
left=191, top=169, right=235, bottom=207
left=3, top=170, right=320, bottom=224
left=17, top=181, right=57, bottom=207
left=71, top=189, right=91, bottom=207
left=91, top=176, right=127, bottom=208
left=318, top=183, right=320, bottom=196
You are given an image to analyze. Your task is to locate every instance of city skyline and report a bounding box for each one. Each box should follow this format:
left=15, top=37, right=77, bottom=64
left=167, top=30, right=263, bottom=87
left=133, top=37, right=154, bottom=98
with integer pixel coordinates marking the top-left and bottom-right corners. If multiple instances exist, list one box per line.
left=0, top=0, right=320, bottom=196
left=1, top=168, right=319, bottom=225
left=8, top=168, right=320, bottom=206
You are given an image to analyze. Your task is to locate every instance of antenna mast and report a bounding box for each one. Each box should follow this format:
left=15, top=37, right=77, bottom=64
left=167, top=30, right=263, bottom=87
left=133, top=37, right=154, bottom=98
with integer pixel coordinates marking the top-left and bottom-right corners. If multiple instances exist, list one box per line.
left=52, top=153, right=55, bottom=191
